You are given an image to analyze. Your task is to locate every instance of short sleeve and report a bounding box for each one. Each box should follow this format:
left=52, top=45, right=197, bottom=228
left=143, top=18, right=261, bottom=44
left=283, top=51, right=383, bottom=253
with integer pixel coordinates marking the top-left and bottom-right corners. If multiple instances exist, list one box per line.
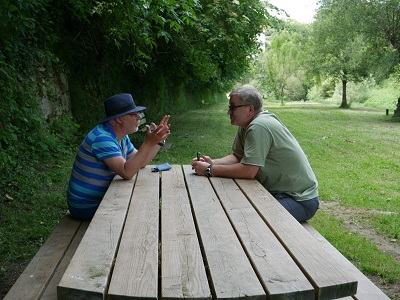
left=92, top=135, right=121, bottom=161
left=240, top=124, right=273, bottom=167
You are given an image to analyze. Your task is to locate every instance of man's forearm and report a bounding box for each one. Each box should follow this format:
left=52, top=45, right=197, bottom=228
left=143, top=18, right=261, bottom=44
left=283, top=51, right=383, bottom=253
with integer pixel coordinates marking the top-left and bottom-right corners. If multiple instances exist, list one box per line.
left=211, top=163, right=258, bottom=179
left=144, top=144, right=161, bottom=166
left=213, top=154, right=241, bottom=165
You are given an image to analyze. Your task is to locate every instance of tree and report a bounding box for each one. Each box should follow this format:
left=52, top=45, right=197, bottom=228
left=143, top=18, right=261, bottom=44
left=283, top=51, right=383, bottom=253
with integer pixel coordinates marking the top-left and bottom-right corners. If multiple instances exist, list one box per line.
left=309, top=0, right=373, bottom=108
left=0, top=0, right=281, bottom=175
left=250, top=22, right=311, bottom=103
left=347, top=0, right=400, bottom=82
left=58, top=0, right=275, bottom=91
left=358, top=0, right=400, bottom=54
left=40, top=0, right=278, bottom=128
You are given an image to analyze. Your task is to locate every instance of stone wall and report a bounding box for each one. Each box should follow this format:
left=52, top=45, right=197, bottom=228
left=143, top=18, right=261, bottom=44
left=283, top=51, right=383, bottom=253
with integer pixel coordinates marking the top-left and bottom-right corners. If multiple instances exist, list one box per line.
left=36, top=62, right=71, bottom=120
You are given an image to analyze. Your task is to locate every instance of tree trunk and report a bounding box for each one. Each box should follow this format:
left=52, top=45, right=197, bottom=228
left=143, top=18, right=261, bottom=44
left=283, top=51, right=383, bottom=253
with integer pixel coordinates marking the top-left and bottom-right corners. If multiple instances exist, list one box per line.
left=393, top=98, right=400, bottom=118
left=340, top=79, right=348, bottom=108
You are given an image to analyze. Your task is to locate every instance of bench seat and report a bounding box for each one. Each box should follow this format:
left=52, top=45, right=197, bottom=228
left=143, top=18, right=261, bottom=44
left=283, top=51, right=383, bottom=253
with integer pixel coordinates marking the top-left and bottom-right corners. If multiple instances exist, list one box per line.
left=3, top=213, right=89, bottom=300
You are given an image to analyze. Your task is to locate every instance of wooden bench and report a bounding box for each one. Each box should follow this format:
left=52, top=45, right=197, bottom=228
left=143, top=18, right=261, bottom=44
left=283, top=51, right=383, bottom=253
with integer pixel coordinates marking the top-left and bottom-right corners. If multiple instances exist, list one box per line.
left=3, top=214, right=90, bottom=300
left=4, top=165, right=391, bottom=299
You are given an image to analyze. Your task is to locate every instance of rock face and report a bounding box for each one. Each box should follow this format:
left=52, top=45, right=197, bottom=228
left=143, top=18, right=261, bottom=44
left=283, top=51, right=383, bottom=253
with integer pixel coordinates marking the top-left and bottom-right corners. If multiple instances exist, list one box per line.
left=36, top=62, right=71, bottom=121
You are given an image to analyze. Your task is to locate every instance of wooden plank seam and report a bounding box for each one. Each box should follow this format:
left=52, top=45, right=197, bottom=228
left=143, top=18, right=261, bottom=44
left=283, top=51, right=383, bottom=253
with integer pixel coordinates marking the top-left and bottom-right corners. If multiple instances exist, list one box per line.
left=34, top=223, right=78, bottom=299
left=39, top=219, right=86, bottom=299
left=234, top=179, right=358, bottom=299
left=158, top=170, right=162, bottom=300
left=104, top=173, right=138, bottom=297
left=237, top=180, right=327, bottom=297
left=180, top=165, right=217, bottom=299
left=233, top=179, right=320, bottom=283
left=208, top=178, right=270, bottom=296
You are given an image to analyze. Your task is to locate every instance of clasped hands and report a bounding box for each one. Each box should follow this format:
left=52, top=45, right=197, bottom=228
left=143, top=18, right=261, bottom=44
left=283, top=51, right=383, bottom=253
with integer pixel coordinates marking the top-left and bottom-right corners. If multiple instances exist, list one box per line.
left=191, top=154, right=212, bottom=176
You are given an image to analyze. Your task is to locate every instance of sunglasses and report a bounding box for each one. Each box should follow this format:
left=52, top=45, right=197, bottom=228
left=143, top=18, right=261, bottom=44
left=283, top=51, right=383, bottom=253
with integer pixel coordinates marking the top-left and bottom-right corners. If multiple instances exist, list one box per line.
left=228, top=104, right=250, bottom=111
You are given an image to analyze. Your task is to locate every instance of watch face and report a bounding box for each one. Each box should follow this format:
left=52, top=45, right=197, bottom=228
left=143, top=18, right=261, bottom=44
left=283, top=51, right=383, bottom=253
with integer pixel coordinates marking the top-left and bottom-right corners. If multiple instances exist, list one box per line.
left=205, top=165, right=212, bottom=178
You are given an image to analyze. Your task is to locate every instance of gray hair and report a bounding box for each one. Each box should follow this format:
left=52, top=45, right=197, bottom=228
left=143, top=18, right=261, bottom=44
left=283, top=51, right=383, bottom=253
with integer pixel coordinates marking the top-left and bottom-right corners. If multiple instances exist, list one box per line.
left=229, top=85, right=263, bottom=111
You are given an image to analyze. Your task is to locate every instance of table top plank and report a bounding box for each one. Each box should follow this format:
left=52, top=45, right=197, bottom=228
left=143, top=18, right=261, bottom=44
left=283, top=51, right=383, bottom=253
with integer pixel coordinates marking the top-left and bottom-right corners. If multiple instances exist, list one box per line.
left=210, top=177, right=315, bottom=300
left=235, top=178, right=358, bottom=300
left=58, top=175, right=135, bottom=300
left=161, top=165, right=211, bottom=300
left=182, top=165, right=265, bottom=300
left=303, top=222, right=390, bottom=300
left=107, top=167, right=160, bottom=300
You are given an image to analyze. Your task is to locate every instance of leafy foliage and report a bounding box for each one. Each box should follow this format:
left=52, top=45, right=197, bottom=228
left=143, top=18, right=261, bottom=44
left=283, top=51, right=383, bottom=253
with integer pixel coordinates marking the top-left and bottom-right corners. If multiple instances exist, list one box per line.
left=0, top=0, right=277, bottom=180
left=36, top=0, right=277, bottom=131
left=250, top=24, right=310, bottom=103
left=308, top=1, right=372, bottom=107
left=54, top=0, right=273, bottom=89
left=248, top=0, right=400, bottom=108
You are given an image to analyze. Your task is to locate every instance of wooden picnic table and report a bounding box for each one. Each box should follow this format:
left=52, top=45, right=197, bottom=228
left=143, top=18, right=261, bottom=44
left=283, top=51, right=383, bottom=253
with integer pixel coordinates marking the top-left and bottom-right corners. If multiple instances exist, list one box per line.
left=57, top=165, right=357, bottom=300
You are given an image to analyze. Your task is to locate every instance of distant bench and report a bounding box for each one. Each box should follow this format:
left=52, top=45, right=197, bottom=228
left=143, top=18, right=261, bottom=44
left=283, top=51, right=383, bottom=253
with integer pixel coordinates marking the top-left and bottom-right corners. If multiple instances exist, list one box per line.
left=4, top=165, right=391, bottom=299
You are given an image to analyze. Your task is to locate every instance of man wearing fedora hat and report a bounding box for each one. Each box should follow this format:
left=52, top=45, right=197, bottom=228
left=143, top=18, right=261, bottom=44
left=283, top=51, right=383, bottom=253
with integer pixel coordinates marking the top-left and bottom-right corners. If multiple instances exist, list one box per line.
left=67, top=93, right=171, bottom=220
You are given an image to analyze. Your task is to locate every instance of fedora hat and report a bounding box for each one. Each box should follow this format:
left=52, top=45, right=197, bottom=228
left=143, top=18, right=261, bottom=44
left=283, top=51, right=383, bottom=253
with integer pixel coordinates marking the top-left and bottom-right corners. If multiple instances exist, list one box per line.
left=100, top=93, right=146, bottom=123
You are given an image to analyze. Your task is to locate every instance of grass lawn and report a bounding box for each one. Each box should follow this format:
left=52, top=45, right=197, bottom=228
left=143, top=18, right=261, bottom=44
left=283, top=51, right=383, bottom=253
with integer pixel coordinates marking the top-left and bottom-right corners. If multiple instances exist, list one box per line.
left=1, top=101, right=399, bottom=297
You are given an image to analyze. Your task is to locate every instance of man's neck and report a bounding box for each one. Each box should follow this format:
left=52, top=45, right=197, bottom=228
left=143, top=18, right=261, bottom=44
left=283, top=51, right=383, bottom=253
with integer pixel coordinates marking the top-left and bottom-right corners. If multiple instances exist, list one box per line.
left=107, top=122, right=125, bottom=141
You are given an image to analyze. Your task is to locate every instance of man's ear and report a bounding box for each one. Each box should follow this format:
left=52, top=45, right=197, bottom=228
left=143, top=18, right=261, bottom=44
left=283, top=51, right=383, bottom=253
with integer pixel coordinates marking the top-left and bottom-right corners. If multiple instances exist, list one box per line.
left=248, top=105, right=255, bottom=117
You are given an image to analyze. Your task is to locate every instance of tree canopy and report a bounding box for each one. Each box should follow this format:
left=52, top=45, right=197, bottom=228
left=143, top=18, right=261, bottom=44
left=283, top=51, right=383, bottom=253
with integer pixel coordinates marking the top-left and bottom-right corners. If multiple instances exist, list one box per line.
left=0, top=0, right=279, bottom=176
left=249, top=0, right=400, bottom=107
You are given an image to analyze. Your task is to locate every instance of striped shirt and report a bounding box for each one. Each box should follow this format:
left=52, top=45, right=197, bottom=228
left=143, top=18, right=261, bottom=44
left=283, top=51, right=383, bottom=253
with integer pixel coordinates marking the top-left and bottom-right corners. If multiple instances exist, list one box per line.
left=67, top=122, right=134, bottom=209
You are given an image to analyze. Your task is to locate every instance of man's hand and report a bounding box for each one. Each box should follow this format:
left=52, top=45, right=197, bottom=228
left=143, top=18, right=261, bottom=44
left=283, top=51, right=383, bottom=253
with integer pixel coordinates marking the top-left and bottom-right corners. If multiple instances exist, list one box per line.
left=191, top=160, right=210, bottom=176
left=145, top=115, right=171, bottom=146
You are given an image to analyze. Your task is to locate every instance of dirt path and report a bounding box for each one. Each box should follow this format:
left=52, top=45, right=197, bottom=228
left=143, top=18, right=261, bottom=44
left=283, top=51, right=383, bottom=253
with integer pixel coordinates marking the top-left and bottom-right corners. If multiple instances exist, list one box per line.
left=321, top=201, right=400, bottom=299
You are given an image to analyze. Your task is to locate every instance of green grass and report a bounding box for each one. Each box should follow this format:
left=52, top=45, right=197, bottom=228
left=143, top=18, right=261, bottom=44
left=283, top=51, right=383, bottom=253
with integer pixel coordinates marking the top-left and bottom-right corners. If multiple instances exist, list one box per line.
left=0, top=154, right=74, bottom=262
left=144, top=102, right=238, bottom=163
left=1, top=101, right=399, bottom=296
left=271, top=103, right=400, bottom=240
left=311, top=211, right=399, bottom=283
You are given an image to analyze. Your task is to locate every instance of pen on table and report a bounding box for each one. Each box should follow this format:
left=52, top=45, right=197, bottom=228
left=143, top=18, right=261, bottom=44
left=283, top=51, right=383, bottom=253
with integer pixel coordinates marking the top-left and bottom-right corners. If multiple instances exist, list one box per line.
left=197, top=152, right=200, bottom=161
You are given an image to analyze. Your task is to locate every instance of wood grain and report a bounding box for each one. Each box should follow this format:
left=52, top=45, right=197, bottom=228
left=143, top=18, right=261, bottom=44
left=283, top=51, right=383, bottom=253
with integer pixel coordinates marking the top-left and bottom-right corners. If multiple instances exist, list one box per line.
left=58, top=175, right=135, bottom=299
left=161, top=165, right=211, bottom=299
left=235, top=178, right=358, bottom=300
left=4, top=214, right=82, bottom=300
left=107, top=168, right=159, bottom=300
left=183, top=165, right=265, bottom=300
left=211, top=176, right=314, bottom=300
left=303, top=222, right=390, bottom=300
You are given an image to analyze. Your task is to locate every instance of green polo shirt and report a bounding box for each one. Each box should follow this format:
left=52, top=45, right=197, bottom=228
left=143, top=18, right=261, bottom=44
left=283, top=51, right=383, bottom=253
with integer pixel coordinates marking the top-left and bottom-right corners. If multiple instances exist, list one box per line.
left=232, top=111, right=318, bottom=200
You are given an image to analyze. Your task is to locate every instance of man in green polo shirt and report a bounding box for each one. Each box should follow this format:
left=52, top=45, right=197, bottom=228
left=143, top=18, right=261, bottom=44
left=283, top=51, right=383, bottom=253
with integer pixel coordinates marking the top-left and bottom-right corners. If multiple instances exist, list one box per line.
left=191, top=85, right=319, bottom=222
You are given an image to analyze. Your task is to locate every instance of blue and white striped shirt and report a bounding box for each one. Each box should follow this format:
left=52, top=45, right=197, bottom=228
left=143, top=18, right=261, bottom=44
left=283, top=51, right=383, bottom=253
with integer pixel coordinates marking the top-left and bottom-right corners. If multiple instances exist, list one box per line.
left=67, top=122, right=134, bottom=209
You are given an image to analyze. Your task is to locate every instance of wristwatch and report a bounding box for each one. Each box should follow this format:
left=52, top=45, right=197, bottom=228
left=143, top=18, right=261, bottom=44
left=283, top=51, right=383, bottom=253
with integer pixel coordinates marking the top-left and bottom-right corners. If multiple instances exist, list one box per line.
left=205, top=164, right=213, bottom=178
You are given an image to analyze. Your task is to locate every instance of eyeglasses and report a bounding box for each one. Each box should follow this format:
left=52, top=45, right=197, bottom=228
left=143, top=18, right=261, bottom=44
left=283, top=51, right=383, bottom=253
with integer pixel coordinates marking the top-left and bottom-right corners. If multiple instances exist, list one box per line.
left=228, top=104, right=249, bottom=111
left=127, top=112, right=140, bottom=118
